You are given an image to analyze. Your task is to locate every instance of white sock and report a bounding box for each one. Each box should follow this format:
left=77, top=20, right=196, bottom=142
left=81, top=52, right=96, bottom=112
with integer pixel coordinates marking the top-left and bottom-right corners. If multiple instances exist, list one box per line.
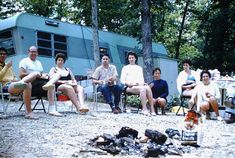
left=48, top=105, right=56, bottom=113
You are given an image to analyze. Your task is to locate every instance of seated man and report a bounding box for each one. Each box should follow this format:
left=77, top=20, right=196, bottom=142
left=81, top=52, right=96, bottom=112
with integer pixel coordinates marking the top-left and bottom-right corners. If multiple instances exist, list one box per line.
left=19, top=46, right=62, bottom=117
left=189, top=70, right=223, bottom=121
left=92, top=54, right=123, bottom=114
left=224, top=83, right=235, bottom=124
left=149, top=68, right=169, bottom=115
left=0, top=47, right=38, bottom=119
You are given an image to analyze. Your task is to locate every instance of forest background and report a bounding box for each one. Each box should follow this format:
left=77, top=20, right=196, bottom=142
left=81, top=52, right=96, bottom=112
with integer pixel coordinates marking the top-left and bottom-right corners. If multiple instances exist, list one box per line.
left=0, top=0, right=234, bottom=76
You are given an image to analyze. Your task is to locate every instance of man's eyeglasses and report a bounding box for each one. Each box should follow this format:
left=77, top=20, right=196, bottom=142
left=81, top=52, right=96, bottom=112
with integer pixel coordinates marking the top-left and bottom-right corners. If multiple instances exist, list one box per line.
left=0, top=53, right=6, bottom=56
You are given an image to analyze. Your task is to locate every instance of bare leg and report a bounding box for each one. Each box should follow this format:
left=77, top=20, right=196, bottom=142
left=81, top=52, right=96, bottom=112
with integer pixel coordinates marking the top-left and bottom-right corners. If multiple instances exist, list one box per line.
left=200, top=101, right=210, bottom=114
left=58, top=84, right=88, bottom=113
left=74, top=84, right=85, bottom=107
left=23, top=83, right=32, bottom=113
left=42, top=73, right=61, bottom=91
left=47, top=86, right=62, bottom=116
left=8, top=82, right=26, bottom=94
left=146, top=86, right=155, bottom=113
left=209, top=96, right=220, bottom=116
left=157, top=98, right=167, bottom=109
left=127, top=86, right=148, bottom=111
left=21, top=72, right=39, bottom=83
left=22, top=83, right=38, bottom=119
left=47, top=87, right=55, bottom=105
left=47, top=73, right=61, bottom=84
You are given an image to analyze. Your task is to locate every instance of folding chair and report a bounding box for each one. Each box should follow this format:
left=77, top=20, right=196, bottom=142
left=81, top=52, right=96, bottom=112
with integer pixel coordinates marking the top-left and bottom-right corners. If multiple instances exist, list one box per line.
left=93, top=84, right=124, bottom=112
left=176, top=94, right=191, bottom=116
left=18, top=96, right=47, bottom=113
left=122, top=86, right=141, bottom=113
left=0, top=83, right=23, bottom=114
left=93, top=84, right=103, bottom=111
left=55, top=75, right=89, bottom=112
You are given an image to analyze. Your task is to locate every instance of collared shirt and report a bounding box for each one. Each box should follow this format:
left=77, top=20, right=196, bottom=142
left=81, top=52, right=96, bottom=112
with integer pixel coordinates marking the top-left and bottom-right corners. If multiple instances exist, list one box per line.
left=92, top=64, right=118, bottom=82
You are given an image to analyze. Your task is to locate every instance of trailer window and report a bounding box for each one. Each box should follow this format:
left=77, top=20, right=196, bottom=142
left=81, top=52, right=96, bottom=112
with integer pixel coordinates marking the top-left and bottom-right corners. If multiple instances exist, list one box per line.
left=37, top=31, right=67, bottom=57
left=99, top=47, right=108, bottom=59
left=0, top=30, right=15, bottom=55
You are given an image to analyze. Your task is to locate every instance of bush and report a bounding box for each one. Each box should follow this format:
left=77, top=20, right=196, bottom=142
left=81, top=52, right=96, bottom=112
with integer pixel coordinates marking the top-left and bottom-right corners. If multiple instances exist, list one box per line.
left=126, top=95, right=141, bottom=108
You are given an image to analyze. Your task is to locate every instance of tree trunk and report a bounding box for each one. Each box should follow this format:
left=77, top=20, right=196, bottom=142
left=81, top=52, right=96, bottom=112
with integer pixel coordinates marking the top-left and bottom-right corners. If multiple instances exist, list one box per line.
left=141, top=0, right=153, bottom=83
left=175, top=0, right=190, bottom=59
left=91, top=0, right=100, bottom=68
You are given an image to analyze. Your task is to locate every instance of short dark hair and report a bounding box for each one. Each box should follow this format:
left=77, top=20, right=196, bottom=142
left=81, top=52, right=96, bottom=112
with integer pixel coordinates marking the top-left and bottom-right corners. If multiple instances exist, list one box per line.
left=153, top=67, right=161, bottom=75
left=200, top=70, right=211, bottom=81
left=182, top=59, right=191, bottom=65
left=0, top=47, right=7, bottom=53
left=127, top=51, right=138, bottom=63
left=101, top=54, right=110, bottom=59
left=55, top=53, right=66, bottom=63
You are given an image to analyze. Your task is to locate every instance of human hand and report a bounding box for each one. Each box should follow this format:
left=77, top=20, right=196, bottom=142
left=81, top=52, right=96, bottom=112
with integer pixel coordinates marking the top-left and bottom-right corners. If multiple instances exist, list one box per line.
left=149, top=83, right=154, bottom=88
left=99, top=80, right=105, bottom=85
left=41, top=73, right=49, bottom=79
left=6, top=60, right=13, bottom=68
left=205, top=92, right=212, bottom=98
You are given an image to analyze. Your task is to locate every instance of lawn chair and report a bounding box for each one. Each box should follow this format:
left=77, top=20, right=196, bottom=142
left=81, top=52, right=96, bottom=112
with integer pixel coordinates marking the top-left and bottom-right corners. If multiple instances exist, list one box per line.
left=122, top=86, right=141, bottom=113
left=0, top=83, right=23, bottom=114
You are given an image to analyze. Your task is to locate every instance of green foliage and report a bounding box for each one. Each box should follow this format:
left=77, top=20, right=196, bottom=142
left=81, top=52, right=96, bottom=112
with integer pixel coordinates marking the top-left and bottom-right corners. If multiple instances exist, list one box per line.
left=126, top=95, right=141, bottom=108
left=0, top=0, right=23, bottom=19
left=1, top=0, right=235, bottom=73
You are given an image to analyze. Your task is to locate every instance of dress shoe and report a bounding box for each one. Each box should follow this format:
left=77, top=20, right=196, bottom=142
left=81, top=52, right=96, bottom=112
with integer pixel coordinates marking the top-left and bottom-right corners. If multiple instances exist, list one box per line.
left=225, top=115, right=235, bottom=124
left=112, top=108, right=119, bottom=114
left=115, top=107, right=122, bottom=113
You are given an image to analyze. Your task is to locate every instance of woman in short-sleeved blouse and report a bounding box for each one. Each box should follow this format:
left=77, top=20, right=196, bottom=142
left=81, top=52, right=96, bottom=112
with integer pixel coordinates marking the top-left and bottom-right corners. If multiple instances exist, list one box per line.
left=45, top=53, right=89, bottom=114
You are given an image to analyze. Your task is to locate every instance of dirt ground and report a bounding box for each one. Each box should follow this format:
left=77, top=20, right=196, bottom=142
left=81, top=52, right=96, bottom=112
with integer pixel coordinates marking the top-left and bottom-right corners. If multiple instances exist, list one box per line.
left=0, top=100, right=235, bottom=158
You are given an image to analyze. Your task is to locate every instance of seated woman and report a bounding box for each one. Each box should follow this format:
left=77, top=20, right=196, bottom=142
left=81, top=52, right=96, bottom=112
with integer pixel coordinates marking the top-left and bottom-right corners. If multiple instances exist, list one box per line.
left=120, top=51, right=155, bottom=116
left=44, top=53, right=89, bottom=114
left=189, top=70, right=223, bottom=121
left=177, top=59, right=199, bottom=97
left=149, top=68, right=169, bottom=115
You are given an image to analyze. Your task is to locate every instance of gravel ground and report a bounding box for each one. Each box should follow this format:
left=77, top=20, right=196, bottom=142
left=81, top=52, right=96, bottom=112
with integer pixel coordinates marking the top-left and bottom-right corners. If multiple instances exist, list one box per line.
left=0, top=100, right=235, bottom=158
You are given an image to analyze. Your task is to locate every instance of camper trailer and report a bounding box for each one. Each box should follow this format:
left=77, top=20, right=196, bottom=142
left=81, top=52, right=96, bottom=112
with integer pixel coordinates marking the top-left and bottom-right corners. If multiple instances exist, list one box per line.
left=0, top=13, right=178, bottom=98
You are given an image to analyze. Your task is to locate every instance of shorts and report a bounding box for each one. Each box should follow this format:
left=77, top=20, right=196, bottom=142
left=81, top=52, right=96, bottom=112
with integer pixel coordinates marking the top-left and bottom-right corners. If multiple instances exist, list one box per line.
left=31, top=78, right=48, bottom=97
left=2, top=82, right=11, bottom=93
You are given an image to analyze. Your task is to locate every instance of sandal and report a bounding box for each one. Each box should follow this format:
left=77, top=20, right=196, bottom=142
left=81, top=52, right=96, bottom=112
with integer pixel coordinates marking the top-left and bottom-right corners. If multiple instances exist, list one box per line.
left=79, top=107, right=89, bottom=113
left=48, top=111, right=63, bottom=117
left=42, top=84, right=55, bottom=91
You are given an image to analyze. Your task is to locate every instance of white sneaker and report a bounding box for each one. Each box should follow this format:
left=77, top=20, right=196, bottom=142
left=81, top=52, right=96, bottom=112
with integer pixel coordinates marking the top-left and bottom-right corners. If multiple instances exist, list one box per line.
left=42, top=83, right=55, bottom=91
left=48, top=105, right=63, bottom=117
left=217, top=116, right=223, bottom=121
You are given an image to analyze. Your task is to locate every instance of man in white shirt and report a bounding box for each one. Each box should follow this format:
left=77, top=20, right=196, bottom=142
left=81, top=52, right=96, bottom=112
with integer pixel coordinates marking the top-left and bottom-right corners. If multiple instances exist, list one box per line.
left=19, top=46, right=62, bottom=116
